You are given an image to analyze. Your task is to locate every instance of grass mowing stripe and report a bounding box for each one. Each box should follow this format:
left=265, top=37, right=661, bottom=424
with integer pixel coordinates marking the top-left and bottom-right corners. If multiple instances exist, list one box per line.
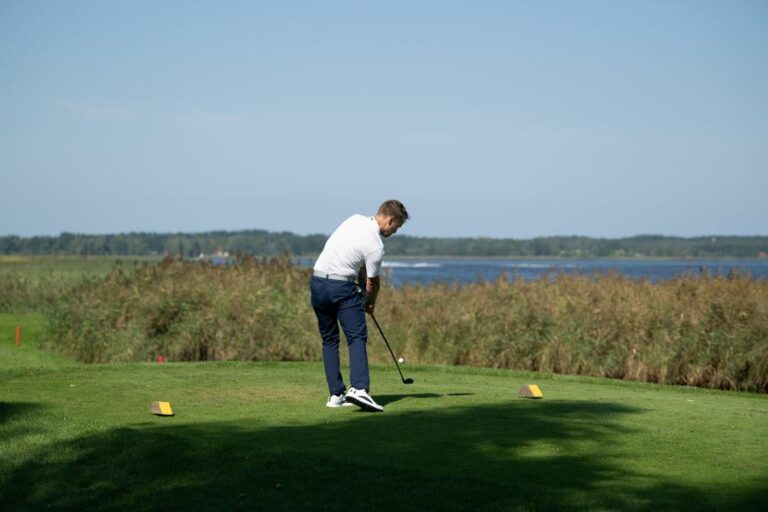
left=1, top=361, right=766, bottom=511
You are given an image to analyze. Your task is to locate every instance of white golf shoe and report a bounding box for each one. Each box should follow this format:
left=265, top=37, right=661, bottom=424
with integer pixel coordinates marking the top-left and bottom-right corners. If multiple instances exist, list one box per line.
left=326, top=393, right=354, bottom=408
left=344, top=387, right=384, bottom=412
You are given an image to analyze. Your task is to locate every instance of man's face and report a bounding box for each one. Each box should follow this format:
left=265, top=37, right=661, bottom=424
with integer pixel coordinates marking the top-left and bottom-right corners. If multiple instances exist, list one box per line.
left=380, top=216, right=402, bottom=238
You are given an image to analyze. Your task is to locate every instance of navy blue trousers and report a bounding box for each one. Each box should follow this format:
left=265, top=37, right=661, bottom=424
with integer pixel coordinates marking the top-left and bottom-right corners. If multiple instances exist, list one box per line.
left=310, top=276, right=370, bottom=395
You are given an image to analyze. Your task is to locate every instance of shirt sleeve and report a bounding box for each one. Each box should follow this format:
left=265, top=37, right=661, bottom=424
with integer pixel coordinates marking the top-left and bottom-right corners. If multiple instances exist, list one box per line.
left=365, top=247, right=384, bottom=278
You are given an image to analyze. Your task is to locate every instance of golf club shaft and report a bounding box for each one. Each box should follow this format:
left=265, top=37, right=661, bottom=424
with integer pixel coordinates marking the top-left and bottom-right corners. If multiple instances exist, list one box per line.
left=370, top=314, right=408, bottom=383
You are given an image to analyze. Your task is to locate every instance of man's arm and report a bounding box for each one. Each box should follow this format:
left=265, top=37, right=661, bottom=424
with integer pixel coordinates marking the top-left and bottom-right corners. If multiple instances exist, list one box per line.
left=358, top=266, right=381, bottom=314
left=365, top=275, right=380, bottom=315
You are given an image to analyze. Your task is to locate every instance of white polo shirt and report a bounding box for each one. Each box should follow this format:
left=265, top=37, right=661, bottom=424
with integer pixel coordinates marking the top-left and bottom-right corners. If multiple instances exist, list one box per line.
left=314, top=214, right=384, bottom=278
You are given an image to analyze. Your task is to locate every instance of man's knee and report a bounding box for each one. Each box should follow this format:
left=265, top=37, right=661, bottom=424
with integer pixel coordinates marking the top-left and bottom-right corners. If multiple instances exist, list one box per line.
left=343, top=325, right=368, bottom=345
left=322, top=334, right=341, bottom=346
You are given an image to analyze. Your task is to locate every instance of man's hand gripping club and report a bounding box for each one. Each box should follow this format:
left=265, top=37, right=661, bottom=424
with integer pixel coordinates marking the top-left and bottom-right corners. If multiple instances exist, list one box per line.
left=357, top=268, right=380, bottom=315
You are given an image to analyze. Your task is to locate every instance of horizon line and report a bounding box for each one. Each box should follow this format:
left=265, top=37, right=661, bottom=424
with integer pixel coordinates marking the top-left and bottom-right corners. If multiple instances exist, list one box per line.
left=2, top=230, right=767, bottom=241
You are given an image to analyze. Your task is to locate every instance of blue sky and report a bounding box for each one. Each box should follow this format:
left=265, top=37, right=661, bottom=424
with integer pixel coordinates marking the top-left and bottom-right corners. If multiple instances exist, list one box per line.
left=1, top=1, right=766, bottom=238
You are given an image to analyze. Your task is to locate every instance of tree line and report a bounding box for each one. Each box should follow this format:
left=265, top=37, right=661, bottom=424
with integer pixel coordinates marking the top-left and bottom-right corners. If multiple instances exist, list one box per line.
left=1, top=231, right=767, bottom=258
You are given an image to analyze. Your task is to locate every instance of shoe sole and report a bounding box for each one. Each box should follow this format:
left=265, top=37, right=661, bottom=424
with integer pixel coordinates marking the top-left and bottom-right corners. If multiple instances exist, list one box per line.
left=326, top=402, right=354, bottom=408
left=345, top=396, right=384, bottom=413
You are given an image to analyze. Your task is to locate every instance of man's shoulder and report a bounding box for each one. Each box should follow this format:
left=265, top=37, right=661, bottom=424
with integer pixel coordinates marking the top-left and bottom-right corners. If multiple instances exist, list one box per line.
left=337, top=213, right=365, bottom=227
left=348, top=213, right=369, bottom=223
left=340, top=214, right=375, bottom=231
left=339, top=215, right=381, bottom=247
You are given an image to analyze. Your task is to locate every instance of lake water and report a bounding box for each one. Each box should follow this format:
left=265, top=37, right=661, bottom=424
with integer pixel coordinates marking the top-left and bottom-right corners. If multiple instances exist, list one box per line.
left=376, top=258, right=768, bottom=287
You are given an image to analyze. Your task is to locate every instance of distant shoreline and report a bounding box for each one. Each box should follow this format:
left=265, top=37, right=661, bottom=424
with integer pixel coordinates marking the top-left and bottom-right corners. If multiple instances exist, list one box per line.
left=4, top=254, right=767, bottom=265
left=2, top=231, right=767, bottom=259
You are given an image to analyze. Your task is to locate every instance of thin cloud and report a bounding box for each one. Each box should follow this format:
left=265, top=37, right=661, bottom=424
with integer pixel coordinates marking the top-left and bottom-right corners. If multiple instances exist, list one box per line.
left=176, top=111, right=244, bottom=130
left=54, top=99, right=139, bottom=121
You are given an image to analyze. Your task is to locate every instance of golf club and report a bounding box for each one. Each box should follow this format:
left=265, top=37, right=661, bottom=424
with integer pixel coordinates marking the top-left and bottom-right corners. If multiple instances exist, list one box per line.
left=370, top=314, right=414, bottom=385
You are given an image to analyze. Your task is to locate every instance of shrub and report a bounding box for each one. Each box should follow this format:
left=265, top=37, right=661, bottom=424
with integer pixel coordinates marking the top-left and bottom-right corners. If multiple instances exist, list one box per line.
left=45, top=257, right=318, bottom=364
left=43, top=258, right=768, bottom=392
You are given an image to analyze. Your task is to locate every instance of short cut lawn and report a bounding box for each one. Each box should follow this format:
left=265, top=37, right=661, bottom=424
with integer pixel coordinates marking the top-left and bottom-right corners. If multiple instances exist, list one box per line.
left=0, top=314, right=766, bottom=511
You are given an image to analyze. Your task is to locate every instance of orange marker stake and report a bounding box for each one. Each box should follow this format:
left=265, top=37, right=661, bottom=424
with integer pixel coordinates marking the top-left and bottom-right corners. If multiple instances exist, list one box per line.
left=15, top=325, right=20, bottom=346
left=157, top=355, right=165, bottom=364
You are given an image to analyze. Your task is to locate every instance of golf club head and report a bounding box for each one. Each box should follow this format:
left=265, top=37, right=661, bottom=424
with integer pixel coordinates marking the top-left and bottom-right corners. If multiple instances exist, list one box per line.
left=403, top=378, right=414, bottom=384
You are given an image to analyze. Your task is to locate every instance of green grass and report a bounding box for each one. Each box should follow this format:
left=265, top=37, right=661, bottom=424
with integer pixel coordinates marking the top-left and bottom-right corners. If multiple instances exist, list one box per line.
left=0, top=254, right=160, bottom=278
left=0, top=314, right=78, bottom=369
left=1, top=317, right=766, bottom=511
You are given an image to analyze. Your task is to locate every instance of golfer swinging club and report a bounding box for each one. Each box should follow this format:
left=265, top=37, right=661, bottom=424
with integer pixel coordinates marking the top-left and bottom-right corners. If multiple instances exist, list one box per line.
left=310, top=200, right=409, bottom=412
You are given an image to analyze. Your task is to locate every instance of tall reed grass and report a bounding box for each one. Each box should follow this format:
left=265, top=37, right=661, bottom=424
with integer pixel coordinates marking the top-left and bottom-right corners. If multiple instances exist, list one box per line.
left=45, top=257, right=318, bottom=364
left=0, top=256, right=155, bottom=312
left=378, top=272, right=768, bottom=392
left=43, top=258, right=768, bottom=392
left=0, top=271, right=73, bottom=313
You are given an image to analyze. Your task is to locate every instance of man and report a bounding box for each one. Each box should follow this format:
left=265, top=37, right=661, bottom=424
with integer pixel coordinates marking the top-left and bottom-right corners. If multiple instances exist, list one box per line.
left=310, top=200, right=409, bottom=412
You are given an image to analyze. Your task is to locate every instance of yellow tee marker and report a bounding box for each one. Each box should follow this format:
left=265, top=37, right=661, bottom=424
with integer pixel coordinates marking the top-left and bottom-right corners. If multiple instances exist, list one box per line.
left=518, top=384, right=543, bottom=399
left=150, top=401, right=174, bottom=416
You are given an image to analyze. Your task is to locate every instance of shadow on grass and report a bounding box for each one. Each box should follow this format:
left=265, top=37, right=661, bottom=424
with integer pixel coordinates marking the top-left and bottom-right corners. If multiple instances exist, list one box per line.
left=0, top=402, right=46, bottom=440
left=375, top=393, right=445, bottom=405
left=1, top=400, right=765, bottom=511
left=0, top=402, right=39, bottom=424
